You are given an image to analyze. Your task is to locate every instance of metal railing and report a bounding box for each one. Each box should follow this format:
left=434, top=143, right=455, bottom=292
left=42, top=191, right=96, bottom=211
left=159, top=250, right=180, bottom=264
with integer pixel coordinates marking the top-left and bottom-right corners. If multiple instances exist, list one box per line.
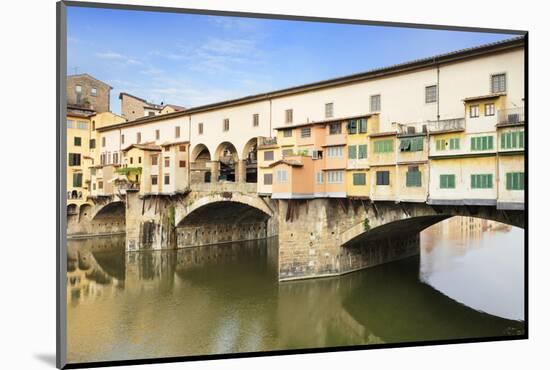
left=498, top=107, right=525, bottom=125
left=259, top=137, right=277, bottom=146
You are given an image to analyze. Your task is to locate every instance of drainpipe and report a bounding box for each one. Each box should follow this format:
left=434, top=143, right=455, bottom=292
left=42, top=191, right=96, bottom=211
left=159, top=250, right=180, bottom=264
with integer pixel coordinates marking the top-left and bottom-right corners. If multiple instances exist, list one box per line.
left=436, top=63, right=440, bottom=122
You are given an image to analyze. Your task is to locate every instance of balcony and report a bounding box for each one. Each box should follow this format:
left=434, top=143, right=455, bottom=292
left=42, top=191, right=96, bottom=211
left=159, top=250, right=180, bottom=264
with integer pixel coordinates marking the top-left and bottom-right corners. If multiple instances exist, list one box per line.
left=497, top=107, right=525, bottom=126
left=259, top=137, right=277, bottom=147
left=428, top=118, right=465, bottom=133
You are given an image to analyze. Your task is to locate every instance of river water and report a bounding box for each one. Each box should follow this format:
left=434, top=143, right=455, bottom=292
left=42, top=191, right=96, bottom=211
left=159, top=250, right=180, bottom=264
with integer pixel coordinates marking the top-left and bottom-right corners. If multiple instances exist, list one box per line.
left=66, top=216, right=525, bottom=364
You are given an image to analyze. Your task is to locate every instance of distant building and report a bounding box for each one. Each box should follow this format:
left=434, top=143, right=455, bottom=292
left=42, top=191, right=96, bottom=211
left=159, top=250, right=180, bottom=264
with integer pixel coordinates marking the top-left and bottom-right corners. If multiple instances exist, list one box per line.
left=119, top=92, right=185, bottom=121
left=67, top=73, right=112, bottom=113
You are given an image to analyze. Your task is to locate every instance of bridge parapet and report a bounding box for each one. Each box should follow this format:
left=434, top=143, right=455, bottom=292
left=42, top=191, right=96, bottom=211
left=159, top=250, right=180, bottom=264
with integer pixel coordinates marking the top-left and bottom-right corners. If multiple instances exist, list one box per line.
left=190, top=181, right=258, bottom=194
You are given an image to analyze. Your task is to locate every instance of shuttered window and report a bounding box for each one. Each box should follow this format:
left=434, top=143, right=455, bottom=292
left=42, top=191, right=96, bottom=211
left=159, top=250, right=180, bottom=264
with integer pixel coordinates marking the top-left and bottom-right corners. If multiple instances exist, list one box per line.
left=449, top=137, right=460, bottom=150
left=440, top=174, right=456, bottom=189
left=501, top=131, right=525, bottom=149
left=316, top=171, right=324, bottom=184
left=425, top=85, right=437, bottom=103
left=436, top=139, right=446, bottom=151
left=301, top=127, right=311, bottom=138
left=283, top=129, right=292, bottom=137
left=353, top=173, right=366, bottom=186
left=471, top=174, right=493, bottom=189
left=327, top=170, right=343, bottom=183
left=358, top=144, right=368, bottom=159
left=253, top=113, right=259, bottom=127
left=327, top=146, right=343, bottom=158
left=406, top=166, right=421, bottom=187
left=491, top=73, right=506, bottom=93
left=374, top=139, right=393, bottom=153
left=68, top=153, right=81, bottom=166
left=506, top=172, right=524, bottom=190
left=325, top=103, right=334, bottom=118
left=471, top=136, right=494, bottom=151
left=376, top=171, right=390, bottom=185
left=263, top=151, right=274, bottom=161
left=263, top=173, right=273, bottom=185
left=72, top=173, right=83, bottom=187
left=329, top=123, right=341, bottom=135
left=277, top=170, right=288, bottom=183
left=400, top=137, right=423, bottom=152
left=347, top=119, right=357, bottom=134
left=370, top=94, right=381, bottom=112
left=348, top=145, right=357, bottom=159
left=285, top=109, right=293, bottom=123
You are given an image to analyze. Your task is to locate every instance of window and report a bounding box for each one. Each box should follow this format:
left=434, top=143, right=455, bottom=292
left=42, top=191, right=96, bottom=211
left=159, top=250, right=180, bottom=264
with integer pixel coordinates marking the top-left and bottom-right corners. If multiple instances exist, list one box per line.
left=90, top=168, right=96, bottom=176
left=175, top=126, right=181, bottom=138
left=151, top=175, right=158, bottom=185
left=506, top=172, right=524, bottom=190
left=358, top=118, right=368, bottom=133
left=471, top=174, right=493, bottom=189
left=75, top=85, right=81, bottom=93
left=253, top=113, right=259, bottom=127
left=491, top=73, right=506, bottom=93
left=471, top=135, right=494, bottom=151
left=75, top=85, right=82, bottom=104
left=91, top=87, right=97, bottom=96
left=358, top=144, right=368, bottom=159
left=327, top=146, right=343, bottom=158
left=376, top=171, right=390, bottom=185
left=72, top=173, right=82, bottom=187
left=347, top=119, right=357, bottom=134
left=68, top=153, right=81, bottom=166
left=316, top=171, right=324, bottom=184
left=263, top=173, right=273, bottom=185
left=198, top=123, right=204, bottom=135
left=137, top=132, right=141, bottom=143
left=100, top=153, right=106, bottom=165
left=436, top=139, right=446, bottom=151
left=129, top=157, right=133, bottom=165
left=283, top=129, right=292, bottom=137
left=370, top=94, right=381, bottom=112
left=89, top=139, right=96, bottom=149
left=325, top=103, right=334, bottom=118
left=285, top=109, right=293, bottom=123
left=164, top=157, right=170, bottom=167
left=470, top=105, right=479, bottom=118
left=101, top=137, right=106, bottom=147
left=164, top=174, right=170, bottom=185
left=113, top=152, right=119, bottom=164
left=263, top=151, right=274, bottom=161
left=282, top=149, right=293, bottom=157
left=399, top=137, right=423, bottom=152
left=440, top=174, right=456, bottom=189
left=76, top=121, right=88, bottom=130
left=348, top=145, right=357, bottom=159
left=179, top=145, right=186, bottom=152
left=155, top=129, right=160, bottom=140
left=501, top=131, right=525, bottom=149
left=67, top=120, right=74, bottom=128
left=276, top=169, right=288, bottom=183
left=138, top=156, right=142, bottom=164
left=121, top=134, right=125, bottom=144
left=179, top=160, right=186, bottom=168
left=449, top=137, right=460, bottom=150
left=148, top=111, right=155, bottom=117
left=374, top=139, right=393, bottom=153
left=425, top=85, right=437, bottom=103
left=74, top=137, right=81, bottom=146
left=329, top=123, right=341, bottom=135
left=485, top=103, right=495, bottom=116
left=353, top=173, right=366, bottom=186
left=327, top=170, right=343, bottom=183
left=151, top=155, right=158, bottom=165
left=98, top=181, right=103, bottom=189
left=301, top=127, right=311, bottom=138
left=406, top=166, right=422, bottom=187
left=93, top=183, right=96, bottom=191
left=92, top=121, right=95, bottom=131
left=223, top=118, right=230, bottom=131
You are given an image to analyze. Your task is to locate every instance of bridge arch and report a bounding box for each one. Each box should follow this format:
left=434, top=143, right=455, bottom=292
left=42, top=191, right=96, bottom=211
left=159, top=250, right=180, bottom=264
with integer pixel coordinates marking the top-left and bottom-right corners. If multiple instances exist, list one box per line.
left=241, top=138, right=258, bottom=183
left=191, top=143, right=211, bottom=162
left=91, top=200, right=126, bottom=221
left=341, top=202, right=524, bottom=247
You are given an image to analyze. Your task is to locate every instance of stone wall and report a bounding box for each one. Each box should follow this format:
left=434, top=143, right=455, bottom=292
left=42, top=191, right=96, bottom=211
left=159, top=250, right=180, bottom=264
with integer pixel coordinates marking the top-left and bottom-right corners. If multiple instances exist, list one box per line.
left=67, top=74, right=110, bottom=113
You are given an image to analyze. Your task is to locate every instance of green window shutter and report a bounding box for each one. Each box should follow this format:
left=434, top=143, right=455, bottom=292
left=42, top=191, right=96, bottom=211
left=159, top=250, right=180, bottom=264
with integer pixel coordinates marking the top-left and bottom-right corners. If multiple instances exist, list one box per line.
left=450, top=175, right=455, bottom=188
left=488, top=136, right=494, bottom=149
left=506, top=173, right=512, bottom=190
left=511, top=132, right=518, bottom=148
left=471, top=137, right=476, bottom=150
left=488, top=174, right=493, bottom=188
left=519, top=131, right=524, bottom=149
left=353, top=173, right=366, bottom=185
left=519, top=172, right=524, bottom=190
left=348, top=145, right=357, bottom=159
left=358, top=144, right=367, bottom=159
left=471, top=174, right=476, bottom=188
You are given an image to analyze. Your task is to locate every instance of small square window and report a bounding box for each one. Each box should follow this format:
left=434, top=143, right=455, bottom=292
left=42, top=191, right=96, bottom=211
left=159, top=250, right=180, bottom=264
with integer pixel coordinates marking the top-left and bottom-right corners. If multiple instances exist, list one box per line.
left=425, top=85, right=437, bottom=103
left=485, top=103, right=495, bottom=116
left=470, top=105, right=479, bottom=118
left=325, top=103, right=334, bottom=118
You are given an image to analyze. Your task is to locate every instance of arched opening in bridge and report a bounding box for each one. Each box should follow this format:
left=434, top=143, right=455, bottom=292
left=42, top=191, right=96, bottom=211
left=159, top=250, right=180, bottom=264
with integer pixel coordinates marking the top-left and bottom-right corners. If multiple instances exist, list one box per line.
left=67, top=203, right=78, bottom=216
left=215, top=142, right=238, bottom=182
left=176, top=200, right=271, bottom=248
left=92, top=201, right=126, bottom=234
left=79, top=203, right=92, bottom=219
left=242, top=138, right=258, bottom=183
left=191, top=144, right=212, bottom=183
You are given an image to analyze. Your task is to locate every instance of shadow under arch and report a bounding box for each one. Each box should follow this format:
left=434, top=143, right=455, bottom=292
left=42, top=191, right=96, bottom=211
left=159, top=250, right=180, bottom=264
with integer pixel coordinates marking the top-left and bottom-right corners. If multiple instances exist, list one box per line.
left=92, top=201, right=126, bottom=221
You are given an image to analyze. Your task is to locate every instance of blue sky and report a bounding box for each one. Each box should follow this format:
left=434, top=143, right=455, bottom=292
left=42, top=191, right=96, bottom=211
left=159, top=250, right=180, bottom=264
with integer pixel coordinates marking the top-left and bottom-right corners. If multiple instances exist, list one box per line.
left=67, top=6, right=516, bottom=114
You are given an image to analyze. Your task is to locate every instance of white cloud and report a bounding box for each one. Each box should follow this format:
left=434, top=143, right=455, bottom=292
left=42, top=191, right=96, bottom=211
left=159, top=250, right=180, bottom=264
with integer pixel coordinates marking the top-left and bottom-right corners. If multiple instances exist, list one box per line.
left=95, top=51, right=143, bottom=65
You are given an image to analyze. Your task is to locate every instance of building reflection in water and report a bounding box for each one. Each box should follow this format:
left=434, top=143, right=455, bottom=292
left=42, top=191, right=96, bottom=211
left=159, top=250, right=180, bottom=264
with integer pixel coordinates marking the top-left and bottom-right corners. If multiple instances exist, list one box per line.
left=66, top=217, right=524, bottom=364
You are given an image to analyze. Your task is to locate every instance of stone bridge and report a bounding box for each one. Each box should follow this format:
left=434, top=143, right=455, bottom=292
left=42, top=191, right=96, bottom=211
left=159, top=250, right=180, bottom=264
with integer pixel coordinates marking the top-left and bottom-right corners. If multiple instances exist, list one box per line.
left=67, top=186, right=523, bottom=281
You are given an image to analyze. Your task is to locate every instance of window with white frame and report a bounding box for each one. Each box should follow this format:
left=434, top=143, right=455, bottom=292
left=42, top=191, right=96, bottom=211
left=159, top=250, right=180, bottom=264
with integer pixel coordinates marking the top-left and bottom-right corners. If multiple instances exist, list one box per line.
left=325, top=102, right=334, bottom=118
left=327, top=170, right=343, bottom=183
left=316, top=171, right=324, bottom=184
left=425, top=85, right=437, bottom=103
left=276, top=169, right=288, bottom=183
left=470, top=105, right=480, bottom=118
left=370, top=94, right=381, bottom=112
left=327, top=146, right=343, bottom=158
left=491, top=73, right=506, bottom=93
